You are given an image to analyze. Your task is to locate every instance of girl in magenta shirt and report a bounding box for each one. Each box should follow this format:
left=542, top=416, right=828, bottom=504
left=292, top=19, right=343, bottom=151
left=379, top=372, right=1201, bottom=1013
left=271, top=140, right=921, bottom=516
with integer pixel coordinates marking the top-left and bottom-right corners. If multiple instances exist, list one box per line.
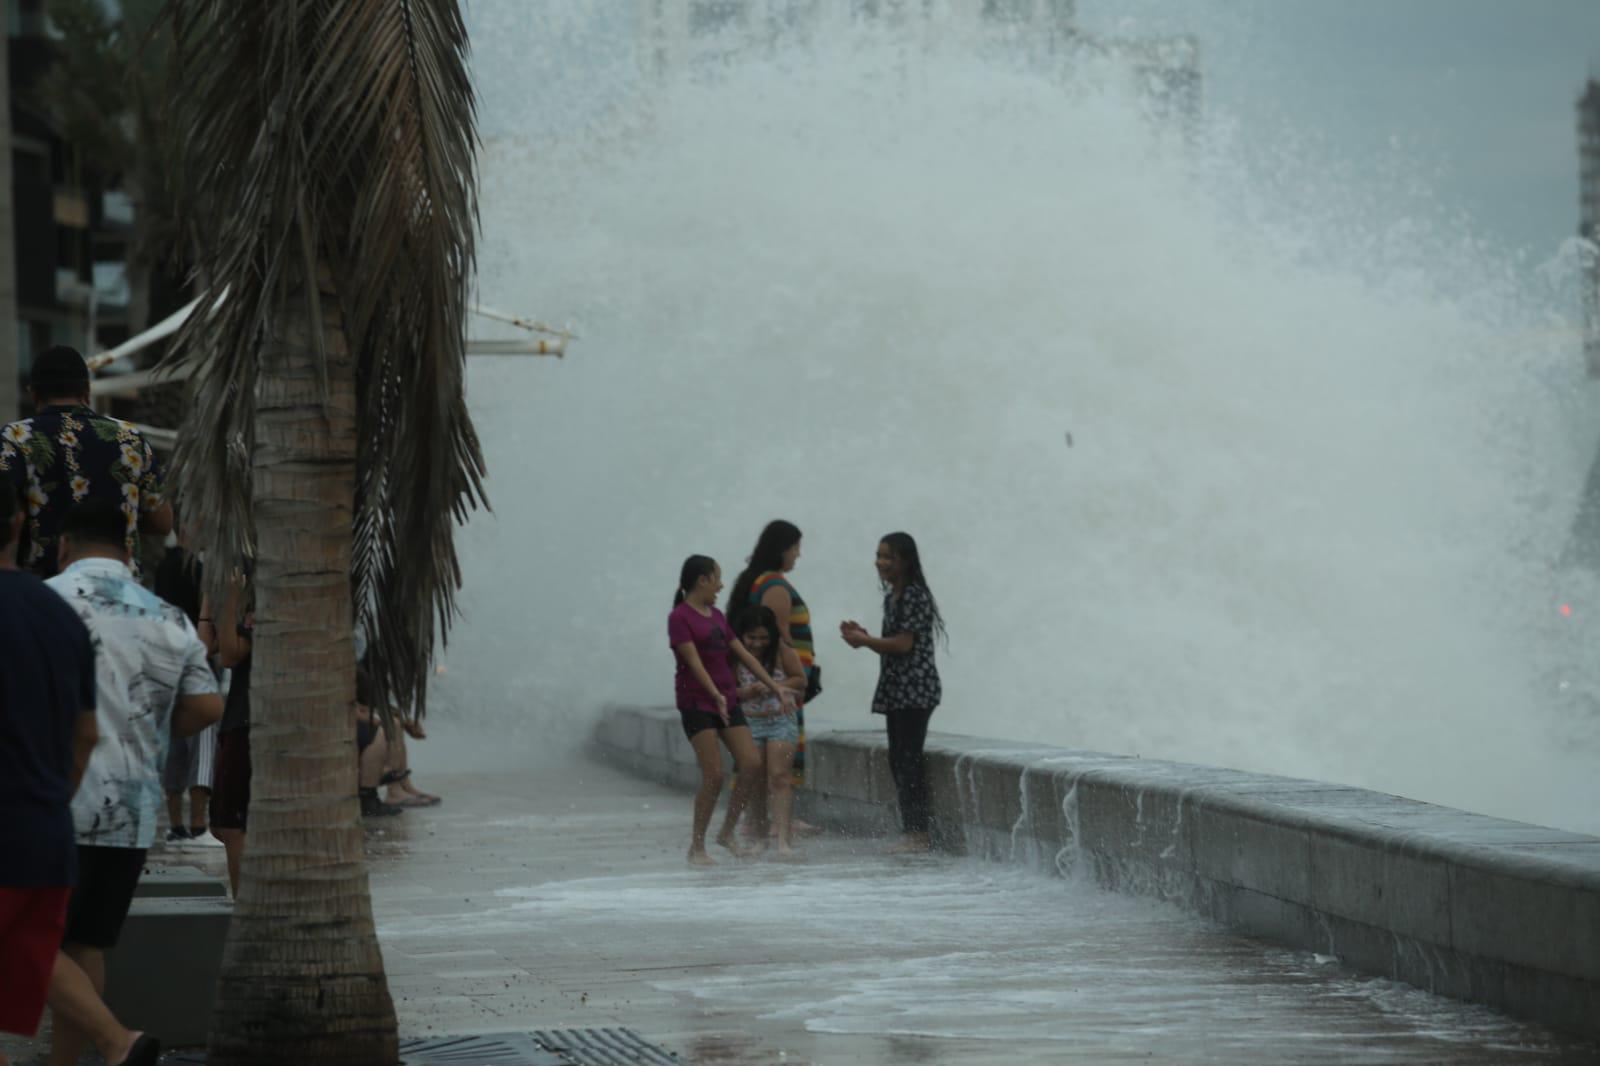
left=669, top=555, right=790, bottom=865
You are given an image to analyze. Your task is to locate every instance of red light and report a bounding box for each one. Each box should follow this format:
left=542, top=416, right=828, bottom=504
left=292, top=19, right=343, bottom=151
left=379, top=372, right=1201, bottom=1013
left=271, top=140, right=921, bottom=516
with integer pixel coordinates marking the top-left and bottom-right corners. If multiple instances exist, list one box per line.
left=1560, top=604, right=1573, bottom=618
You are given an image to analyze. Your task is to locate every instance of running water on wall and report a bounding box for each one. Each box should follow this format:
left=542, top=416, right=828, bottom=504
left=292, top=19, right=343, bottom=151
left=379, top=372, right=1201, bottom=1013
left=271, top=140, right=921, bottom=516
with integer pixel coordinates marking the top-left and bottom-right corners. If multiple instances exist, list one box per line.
left=430, top=2, right=1600, bottom=834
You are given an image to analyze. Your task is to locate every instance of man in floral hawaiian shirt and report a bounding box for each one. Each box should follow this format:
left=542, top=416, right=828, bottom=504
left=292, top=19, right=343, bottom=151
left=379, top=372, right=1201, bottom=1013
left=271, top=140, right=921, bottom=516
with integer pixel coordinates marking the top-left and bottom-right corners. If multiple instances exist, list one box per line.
left=0, top=346, right=172, bottom=578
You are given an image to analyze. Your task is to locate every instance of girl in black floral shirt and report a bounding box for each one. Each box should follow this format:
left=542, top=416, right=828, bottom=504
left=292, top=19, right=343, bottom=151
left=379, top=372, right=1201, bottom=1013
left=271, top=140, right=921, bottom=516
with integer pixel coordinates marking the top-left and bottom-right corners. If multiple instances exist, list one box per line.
left=841, top=532, right=945, bottom=853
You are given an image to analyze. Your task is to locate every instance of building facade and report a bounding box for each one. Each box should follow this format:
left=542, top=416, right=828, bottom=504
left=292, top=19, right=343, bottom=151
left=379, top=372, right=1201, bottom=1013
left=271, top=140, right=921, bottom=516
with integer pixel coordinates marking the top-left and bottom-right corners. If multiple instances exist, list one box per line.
left=4, top=0, right=137, bottom=422
left=1580, top=78, right=1600, bottom=377
left=0, top=7, right=14, bottom=423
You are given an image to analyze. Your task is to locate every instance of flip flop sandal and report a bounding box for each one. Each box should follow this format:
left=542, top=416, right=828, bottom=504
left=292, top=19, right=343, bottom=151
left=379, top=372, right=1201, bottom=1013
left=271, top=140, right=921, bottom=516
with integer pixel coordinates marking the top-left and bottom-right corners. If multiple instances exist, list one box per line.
left=117, top=1033, right=162, bottom=1066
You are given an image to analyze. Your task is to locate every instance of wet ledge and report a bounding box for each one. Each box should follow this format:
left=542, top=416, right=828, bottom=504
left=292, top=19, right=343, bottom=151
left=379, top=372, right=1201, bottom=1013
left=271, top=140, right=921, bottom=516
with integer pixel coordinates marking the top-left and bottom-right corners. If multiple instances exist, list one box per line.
left=593, top=704, right=1600, bottom=1040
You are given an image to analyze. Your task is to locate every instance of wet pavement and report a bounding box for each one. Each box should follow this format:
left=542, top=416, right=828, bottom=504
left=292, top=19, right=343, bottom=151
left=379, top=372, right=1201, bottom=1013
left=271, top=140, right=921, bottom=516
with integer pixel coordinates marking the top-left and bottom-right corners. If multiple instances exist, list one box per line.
left=363, top=758, right=1597, bottom=1064
left=5, top=755, right=1596, bottom=1064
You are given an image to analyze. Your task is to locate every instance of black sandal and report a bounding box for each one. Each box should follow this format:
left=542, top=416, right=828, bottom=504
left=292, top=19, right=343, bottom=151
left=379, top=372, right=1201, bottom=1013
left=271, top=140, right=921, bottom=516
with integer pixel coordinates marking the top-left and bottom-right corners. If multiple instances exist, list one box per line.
left=118, top=1033, right=162, bottom=1066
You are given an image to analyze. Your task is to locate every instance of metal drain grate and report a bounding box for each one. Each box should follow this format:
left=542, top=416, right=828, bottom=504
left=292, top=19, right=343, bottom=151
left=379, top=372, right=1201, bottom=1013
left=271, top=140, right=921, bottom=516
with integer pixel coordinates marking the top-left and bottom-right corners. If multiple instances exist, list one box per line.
left=401, top=1030, right=678, bottom=1065
left=531, top=1029, right=679, bottom=1066
left=398, top=1032, right=568, bottom=1065
left=162, top=1029, right=679, bottom=1065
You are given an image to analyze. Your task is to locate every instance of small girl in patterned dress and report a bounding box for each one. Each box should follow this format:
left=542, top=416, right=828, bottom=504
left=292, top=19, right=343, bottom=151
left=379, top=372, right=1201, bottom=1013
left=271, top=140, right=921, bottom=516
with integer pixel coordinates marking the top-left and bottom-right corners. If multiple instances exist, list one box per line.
left=730, top=607, right=807, bottom=857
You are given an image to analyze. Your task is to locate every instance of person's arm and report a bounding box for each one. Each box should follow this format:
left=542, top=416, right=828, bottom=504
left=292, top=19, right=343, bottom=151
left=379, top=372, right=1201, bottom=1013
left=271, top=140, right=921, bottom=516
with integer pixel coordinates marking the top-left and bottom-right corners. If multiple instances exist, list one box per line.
left=196, top=595, right=219, bottom=656
left=136, top=439, right=173, bottom=535
left=760, top=583, right=796, bottom=648
left=0, top=442, right=25, bottom=496
left=860, top=586, right=934, bottom=655
left=735, top=667, right=766, bottom=702
left=216, top=580, right=252, bottom=668
left=138, top=500, right=174, bottom=536
left=730, top=638, right=794, bottom=707
left=172, top=693, right=223, bottom=738
left=69, top=711, right=98, bottom=792
left=70, top=618, right=98, bottom=792
left=674, top=642, right=727, bottom=718
left=172, top=623, right=224, bottom=737
left=840, top=619, right=914, bottom=656
left=217, top=621, right=251, bottom=668
left=777, top=643, right=807, bottom=693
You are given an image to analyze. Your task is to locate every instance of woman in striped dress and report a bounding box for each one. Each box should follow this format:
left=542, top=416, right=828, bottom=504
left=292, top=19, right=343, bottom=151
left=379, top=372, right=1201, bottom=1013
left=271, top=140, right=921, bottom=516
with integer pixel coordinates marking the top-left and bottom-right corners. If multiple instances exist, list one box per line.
left=727, top=521, right=814, bottom=833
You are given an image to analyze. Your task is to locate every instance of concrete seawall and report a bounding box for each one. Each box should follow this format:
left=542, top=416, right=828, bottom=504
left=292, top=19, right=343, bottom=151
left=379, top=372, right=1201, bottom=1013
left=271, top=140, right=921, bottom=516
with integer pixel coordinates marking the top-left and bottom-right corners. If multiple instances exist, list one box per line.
left=592, top=704, right=1600, bottom=1040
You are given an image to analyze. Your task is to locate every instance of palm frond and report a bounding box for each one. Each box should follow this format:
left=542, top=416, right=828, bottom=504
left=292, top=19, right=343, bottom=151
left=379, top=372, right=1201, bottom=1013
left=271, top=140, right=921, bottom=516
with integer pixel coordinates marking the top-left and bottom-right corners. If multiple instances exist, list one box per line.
left=161, top=0, right=486, bottom=718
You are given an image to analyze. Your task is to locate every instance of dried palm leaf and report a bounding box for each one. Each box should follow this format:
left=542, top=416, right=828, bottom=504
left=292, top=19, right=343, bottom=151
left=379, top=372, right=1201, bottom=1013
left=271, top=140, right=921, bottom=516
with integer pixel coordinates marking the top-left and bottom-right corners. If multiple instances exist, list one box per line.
left=160, top=0, right=486, bottom=719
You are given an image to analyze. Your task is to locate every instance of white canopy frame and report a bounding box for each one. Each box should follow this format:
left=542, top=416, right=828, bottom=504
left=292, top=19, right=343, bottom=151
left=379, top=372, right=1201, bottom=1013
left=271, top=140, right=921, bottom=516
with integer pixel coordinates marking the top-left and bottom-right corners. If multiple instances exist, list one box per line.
left=89, top=298, right=573, bottom=399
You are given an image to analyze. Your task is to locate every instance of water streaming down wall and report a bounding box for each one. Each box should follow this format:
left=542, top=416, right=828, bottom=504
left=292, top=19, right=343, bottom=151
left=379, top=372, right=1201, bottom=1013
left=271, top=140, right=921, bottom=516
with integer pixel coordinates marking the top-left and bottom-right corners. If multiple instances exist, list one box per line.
left=590, top=704, right=1600, bottom=1038
left=438, top=2, right=1600, bottom=834
left=780, top=718, right=1600, bottom=1037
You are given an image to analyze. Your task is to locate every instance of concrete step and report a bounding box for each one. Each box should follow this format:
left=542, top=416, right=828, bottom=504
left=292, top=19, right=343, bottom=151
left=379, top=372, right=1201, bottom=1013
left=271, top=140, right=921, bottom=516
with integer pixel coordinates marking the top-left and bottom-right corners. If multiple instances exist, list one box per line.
left=104, top=895, right=231, bottom=1048
left=133, top=864, right=228, bottom=898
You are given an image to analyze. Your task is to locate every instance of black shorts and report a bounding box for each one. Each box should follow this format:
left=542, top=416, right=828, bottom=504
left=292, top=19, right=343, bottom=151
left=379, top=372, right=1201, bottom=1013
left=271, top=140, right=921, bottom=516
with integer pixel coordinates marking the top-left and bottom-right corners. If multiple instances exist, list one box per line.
left=678, top=704, right=748, bottom=739
left=210, top=728, right=252, bottom=831
left=63, top=846, right=147, bottom=949
left=356, top=718, right=379, bottom=752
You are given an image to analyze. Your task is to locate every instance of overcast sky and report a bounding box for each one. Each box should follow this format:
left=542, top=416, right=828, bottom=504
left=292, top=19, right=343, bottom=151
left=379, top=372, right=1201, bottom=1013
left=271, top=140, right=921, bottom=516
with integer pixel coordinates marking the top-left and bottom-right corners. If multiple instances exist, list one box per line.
left=1077, top=0, right=1600, bottom=258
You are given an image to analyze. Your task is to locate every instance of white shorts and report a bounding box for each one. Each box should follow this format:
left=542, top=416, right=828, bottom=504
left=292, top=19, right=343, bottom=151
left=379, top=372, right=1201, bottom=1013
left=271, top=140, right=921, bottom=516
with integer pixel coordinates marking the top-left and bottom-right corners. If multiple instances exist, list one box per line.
left=162, top=722, right=218, bottom=793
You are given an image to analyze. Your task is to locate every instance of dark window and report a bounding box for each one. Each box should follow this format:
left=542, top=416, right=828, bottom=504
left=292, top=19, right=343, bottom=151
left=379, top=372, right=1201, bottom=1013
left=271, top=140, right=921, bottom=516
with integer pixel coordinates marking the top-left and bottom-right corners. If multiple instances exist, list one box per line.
left=12, top=148, right=47, bottom=184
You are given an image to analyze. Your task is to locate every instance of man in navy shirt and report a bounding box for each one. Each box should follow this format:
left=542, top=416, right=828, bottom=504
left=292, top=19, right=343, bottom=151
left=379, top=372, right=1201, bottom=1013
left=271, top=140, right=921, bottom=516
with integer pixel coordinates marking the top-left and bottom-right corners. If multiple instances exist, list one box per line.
left=0, top=481, right=157, bottom=1066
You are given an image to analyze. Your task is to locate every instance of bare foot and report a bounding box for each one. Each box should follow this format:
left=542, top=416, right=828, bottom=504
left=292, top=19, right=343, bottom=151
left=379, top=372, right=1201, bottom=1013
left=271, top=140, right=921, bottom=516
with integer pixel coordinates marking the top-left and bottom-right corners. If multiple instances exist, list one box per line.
left=773, top=843, right=804, bottom=862
left=402, top=778, right=442, bottom=805
left=716, top=833, right=758, bottom=858
left=887, top=834, right=932, bottom=855
left=791, top=817, right=824, bottom=838
left=687, top=847, right=717, bottom=867
left=386, top=785, right=438, bottom=807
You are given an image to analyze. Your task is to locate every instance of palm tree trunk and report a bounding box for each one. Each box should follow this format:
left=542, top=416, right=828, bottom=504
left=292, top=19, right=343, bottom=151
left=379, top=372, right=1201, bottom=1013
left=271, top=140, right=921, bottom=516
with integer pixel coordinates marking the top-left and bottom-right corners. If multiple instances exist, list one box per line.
left=207, top=268, right=398, bottom=1065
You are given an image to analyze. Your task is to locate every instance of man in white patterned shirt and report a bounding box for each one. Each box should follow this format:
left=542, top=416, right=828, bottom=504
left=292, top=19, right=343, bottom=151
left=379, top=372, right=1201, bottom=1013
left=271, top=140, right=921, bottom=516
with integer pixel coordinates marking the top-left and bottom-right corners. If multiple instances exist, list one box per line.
left=43, top=501, right=222, bottom=1066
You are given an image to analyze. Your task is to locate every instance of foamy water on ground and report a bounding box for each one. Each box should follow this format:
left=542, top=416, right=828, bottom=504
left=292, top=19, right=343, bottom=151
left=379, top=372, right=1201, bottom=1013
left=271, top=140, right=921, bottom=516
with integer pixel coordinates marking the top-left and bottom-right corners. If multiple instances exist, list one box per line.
left=377, top=837, right=1586, bottom=1062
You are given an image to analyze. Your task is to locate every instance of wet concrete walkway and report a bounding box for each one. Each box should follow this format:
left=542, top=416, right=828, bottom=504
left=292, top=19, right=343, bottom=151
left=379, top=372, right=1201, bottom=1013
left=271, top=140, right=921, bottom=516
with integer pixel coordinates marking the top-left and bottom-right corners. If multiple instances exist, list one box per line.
left=366, top=758, right=1597, bottom=1064
left=4, top=754, right=1594, bottom=1064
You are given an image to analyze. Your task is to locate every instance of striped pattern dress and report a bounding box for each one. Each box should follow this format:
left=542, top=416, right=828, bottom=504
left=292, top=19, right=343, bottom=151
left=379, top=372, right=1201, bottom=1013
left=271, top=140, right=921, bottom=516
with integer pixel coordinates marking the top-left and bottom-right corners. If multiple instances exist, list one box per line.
left=750, top=570, right=812, bottom=781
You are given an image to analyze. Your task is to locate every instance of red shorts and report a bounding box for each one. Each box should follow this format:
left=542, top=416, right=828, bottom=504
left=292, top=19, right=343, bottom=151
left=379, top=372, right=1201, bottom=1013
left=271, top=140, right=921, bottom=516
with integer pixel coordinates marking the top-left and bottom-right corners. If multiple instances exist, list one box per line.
left=0, top=885, right=70, bottom=1035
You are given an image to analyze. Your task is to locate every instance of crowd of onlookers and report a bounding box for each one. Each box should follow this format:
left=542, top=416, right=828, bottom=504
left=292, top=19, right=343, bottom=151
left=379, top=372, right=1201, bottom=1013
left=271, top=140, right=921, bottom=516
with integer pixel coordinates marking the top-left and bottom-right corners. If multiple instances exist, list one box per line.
left=0, top=346, right=438, bottom=1066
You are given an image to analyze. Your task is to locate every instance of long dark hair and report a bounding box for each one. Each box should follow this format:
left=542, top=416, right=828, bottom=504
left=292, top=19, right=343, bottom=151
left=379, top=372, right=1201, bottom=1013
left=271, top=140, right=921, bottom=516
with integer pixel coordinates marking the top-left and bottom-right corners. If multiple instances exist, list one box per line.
left=726, top=519, right=802, bottom=616
left=673, top=555, right=718, bottom=609
left=732, top=606, right=780, bottom=673
left=881, top=531, right=947, bottom=645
